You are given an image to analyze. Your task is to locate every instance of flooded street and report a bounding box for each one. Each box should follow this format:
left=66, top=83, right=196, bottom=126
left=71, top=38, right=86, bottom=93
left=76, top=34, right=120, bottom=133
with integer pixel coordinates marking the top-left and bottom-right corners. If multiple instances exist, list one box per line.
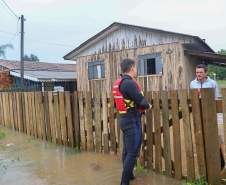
left=0, top=127, right=183, bottom=185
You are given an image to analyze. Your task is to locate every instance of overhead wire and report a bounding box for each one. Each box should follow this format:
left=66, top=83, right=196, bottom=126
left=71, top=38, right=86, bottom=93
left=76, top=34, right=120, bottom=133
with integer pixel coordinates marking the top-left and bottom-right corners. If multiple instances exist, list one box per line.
left=0, top=0, right=19, bottom=19
left=0, top=0, right=20, bottom=44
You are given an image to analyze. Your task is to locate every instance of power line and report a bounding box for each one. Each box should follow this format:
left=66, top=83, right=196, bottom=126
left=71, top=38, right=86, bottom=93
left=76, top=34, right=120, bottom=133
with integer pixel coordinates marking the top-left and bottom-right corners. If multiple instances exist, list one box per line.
left=0, top=0, right=18, bottom=18
left=26, top=37, right=75, bottom=47
left=0, top=30, right=73, bottom=48
left=0, top=29, right=15, bottom=35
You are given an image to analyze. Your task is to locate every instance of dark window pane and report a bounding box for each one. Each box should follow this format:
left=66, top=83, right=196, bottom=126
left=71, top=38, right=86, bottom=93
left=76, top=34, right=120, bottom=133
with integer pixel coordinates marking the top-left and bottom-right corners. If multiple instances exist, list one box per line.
left=88, top=65, right=94, bottom=80
left=101, top=63, right=105, bottom=78
left=147, top=58, right=156, bottom=74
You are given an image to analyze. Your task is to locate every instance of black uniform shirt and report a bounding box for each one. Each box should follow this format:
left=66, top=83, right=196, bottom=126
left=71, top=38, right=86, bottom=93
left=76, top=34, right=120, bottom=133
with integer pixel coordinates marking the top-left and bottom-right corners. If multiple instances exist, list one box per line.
left=119, top=74, right=150, bottom=111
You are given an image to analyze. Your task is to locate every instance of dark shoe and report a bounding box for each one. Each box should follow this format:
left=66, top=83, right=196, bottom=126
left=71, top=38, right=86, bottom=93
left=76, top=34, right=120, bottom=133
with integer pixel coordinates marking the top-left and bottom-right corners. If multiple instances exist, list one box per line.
left=120, top=181, right=129, bottom=185
left=130, top=174, right=135, bottom=180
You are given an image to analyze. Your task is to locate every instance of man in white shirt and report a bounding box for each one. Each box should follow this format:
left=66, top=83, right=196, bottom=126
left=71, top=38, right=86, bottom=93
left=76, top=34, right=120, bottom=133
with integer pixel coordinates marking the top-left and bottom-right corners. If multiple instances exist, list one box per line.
left=190, top=64, right=220, bottom=98
left=190, top=64, right=225, bottom=171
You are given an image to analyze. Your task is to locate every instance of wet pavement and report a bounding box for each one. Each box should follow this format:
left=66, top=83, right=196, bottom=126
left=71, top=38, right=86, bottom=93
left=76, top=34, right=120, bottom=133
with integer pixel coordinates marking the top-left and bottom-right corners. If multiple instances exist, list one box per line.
left=0, top=127, right=184, bottom=185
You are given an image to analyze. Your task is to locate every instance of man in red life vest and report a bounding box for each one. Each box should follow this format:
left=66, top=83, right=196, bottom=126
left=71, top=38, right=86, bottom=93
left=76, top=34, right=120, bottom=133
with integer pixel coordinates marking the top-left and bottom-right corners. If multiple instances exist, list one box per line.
left=113, top=59, right=151, bottom=185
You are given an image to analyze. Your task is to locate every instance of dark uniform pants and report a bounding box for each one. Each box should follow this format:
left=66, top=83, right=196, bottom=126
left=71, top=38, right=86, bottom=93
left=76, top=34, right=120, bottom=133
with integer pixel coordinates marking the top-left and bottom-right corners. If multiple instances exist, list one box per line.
left=119, top=112, right=142, bottom=185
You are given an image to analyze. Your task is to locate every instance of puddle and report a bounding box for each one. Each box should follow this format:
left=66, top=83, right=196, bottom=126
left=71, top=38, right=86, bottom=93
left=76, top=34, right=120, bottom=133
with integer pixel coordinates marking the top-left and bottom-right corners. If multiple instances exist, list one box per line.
left=0, top=127, right=183, bottom=185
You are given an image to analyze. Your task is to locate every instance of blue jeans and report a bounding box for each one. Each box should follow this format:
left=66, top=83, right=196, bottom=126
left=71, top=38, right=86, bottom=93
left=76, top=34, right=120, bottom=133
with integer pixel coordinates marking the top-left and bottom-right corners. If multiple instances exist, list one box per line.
left=119, top=112, right=142, bottom=185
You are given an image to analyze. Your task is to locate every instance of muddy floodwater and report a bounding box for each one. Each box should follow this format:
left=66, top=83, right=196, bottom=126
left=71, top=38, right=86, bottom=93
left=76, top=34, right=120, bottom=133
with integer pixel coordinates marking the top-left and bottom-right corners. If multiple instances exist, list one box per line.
left=0, top=127, right=184, bottom=185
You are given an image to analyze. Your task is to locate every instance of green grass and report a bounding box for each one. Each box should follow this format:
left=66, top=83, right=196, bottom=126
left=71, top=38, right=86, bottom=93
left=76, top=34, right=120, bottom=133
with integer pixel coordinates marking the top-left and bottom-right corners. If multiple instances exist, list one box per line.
left=186, top=177, right=209, bottom=185
left=0, top=130, right=6, bottom=140
left=134, top=160, right=148, bottom=174
left=65, top=147, right=81, bottom=155
left=217, top=80, right=226, bottom=88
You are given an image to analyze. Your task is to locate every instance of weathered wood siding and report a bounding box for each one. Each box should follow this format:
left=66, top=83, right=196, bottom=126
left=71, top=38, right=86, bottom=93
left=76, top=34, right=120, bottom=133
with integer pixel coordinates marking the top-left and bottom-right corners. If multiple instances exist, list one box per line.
left=73, top=26, right=203, bottom=58
left=76, top=43, right=186, bottom=94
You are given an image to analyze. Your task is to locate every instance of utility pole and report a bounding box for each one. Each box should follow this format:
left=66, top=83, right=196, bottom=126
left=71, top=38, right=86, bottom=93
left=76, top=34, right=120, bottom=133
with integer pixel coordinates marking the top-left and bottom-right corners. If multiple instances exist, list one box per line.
left=20, top=15, right=25, bottom=89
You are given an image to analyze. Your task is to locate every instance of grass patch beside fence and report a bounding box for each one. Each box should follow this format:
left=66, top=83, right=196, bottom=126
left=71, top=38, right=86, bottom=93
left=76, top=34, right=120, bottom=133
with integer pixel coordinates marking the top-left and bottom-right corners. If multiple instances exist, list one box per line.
left=186, top=177, right=209, bottom=185
left=0, top=130, right=6, bottom=140
left=217, top=80, right=226, bottom=88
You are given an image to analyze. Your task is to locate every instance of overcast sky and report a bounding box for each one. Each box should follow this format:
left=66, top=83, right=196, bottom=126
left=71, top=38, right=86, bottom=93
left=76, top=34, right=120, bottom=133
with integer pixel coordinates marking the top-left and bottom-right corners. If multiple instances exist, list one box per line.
left=0, top=0, right=225, bottom=63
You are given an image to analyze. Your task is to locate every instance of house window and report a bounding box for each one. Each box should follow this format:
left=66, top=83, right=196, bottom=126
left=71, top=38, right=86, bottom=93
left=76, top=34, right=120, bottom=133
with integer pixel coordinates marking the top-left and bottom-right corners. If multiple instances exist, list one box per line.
left=88, top=60, right=105, bottom=80
left=138, top=53, right=163, bottom=76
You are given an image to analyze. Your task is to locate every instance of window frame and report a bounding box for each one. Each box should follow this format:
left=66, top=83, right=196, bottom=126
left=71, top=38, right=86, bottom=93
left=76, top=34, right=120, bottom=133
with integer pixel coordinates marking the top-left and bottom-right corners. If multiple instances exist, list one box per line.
left=137, top=53, right=163, bottom=76
left=87, top=60, right=105, bottom=80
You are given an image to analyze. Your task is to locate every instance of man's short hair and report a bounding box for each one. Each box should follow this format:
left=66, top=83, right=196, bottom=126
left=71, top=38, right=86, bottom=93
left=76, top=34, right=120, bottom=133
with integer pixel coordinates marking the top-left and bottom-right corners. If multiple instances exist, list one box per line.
left=196, top=64, right=208, bottom=72
left=120, top=59, right=135, bottom=73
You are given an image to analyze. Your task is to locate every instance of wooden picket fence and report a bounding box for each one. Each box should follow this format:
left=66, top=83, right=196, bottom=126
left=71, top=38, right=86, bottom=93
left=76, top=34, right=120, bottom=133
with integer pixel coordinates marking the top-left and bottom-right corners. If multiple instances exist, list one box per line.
left=0, top=89, right=225, bottom=185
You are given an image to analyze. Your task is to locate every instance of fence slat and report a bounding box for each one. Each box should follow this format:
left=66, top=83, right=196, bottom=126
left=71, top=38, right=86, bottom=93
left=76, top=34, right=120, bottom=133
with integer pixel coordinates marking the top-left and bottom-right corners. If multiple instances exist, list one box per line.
left=179, top=90, right=195, bottom=181
left=190, top=89, right=206, bottom=177
left=109, top=95, right=116, bottom=153
left=24, top=93, right=30, bottom=135
left=29, top=92, right=35, bottom=137
left=48, top=92, right=56, bottom=143
left=146, top=91, right=153, bottom=169
left=2, top=93, right=7, bottom=126
left=161, top=91, right=172, bottom=176
left=40, top=93, right=46, bottom=140
left=78, top=92, right=86, bottom=150
left=84, top=91, right=94, bottom=151
left=9, top=93, right=13, bottom=128
left=10, top=93, right=16, bottom=130
left=65, top=91, right=74, bottom=147
left=16, top=92, right=24, bottom=132
left=201, top=89, right=220, bottom=185
left=153, top=91, right=162, bottom=172
left=6, top=93, right=11, bottom=128
left=94, top=90, right=102, bottom=152
left=102, top=91, right=109, bottom=153
left=72, top=92, right=80, bottom=148
left=34, top=92, right=41, bottom=139
left=53, top=93, right=62, bottom=144
left=12, top=93, right=18, bottom=131
left=59, top=92, right=67, bottom=145
left=43, top=92, right=50, bottom=141
left=32, top=92, right=38, bottom=138
left=170, top=90, right=182, bottom=179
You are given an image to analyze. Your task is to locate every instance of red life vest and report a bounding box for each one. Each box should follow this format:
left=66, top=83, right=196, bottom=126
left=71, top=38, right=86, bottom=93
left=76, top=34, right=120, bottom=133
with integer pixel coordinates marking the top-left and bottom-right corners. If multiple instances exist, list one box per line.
left=112, top=78, right=145, bottom=114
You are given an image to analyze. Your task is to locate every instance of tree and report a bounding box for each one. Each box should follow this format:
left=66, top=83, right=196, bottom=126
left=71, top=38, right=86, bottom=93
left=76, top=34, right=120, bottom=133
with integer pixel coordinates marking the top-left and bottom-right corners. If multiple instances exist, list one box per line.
left=24, top=54, right=39, bottom=62
left=218, top=49, right=226, bottom=55
left=208, top=49, right=226, bottom=80
left=0, top=44, right=13, bottom=58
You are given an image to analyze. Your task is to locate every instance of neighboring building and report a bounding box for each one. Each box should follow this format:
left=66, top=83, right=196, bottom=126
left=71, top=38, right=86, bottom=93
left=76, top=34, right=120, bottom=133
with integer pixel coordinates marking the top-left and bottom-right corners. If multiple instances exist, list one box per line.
left=0, top=60, right=77, bottom=91
left=64, top=22, right=226, bottom=94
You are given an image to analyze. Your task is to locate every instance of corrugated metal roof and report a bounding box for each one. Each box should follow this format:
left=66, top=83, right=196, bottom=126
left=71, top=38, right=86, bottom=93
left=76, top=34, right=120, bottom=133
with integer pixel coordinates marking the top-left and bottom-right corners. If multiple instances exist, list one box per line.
left=184, top=49, right=226, bottom=67
left=0, top=59, right=76, bottom=71
left=10, top=70, right=77, bottom=82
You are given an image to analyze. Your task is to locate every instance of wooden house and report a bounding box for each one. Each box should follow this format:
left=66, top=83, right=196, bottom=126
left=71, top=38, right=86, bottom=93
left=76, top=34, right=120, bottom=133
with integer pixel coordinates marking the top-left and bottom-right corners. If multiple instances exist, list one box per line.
left=64, top=22, right=226, bottom=94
